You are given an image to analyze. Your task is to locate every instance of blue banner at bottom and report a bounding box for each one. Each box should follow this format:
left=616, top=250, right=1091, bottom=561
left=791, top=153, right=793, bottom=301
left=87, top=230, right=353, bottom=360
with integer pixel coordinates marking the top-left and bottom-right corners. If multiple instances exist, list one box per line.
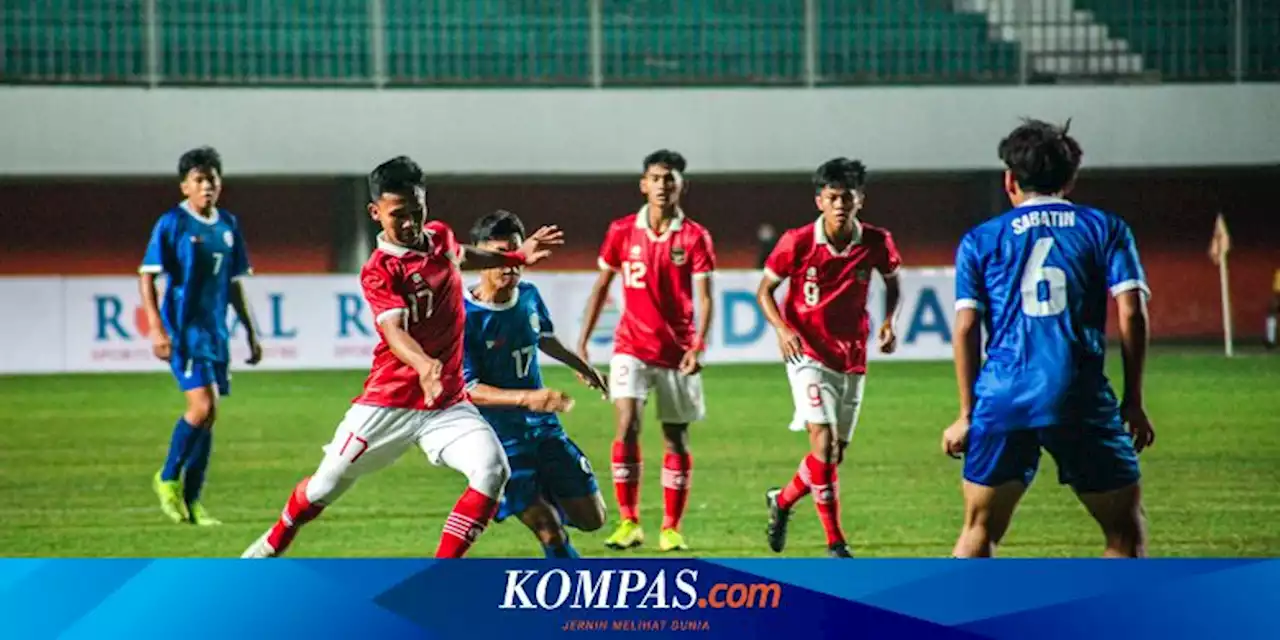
left=2, top=559, right=1276, bottom=639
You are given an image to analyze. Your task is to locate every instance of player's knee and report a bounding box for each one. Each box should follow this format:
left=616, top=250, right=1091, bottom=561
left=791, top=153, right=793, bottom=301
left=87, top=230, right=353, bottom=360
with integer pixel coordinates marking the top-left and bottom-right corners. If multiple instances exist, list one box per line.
left=303, top=471, right=354, bottom=506
left=661, top=423, right=689, bottom=454
left=185, top=396, right=216, bottom=427
left=572, top=497, right=608, bottom=532
left=466, top=454, right=511, bottom=499
left=615, top=403, right=641, bottom=441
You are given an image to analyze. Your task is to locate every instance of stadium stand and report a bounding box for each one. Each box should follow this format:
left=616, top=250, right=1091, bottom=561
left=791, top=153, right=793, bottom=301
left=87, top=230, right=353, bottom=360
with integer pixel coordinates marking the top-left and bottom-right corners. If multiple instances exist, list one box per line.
left=0, top=0, right=1273, bottom=85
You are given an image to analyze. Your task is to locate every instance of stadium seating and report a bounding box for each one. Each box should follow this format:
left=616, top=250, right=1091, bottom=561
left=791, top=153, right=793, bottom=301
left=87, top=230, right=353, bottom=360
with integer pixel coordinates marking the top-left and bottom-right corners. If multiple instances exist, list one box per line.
left=1075, top=0, right=1279, bottom=80
left=1, top=0, right=1270, bottom=85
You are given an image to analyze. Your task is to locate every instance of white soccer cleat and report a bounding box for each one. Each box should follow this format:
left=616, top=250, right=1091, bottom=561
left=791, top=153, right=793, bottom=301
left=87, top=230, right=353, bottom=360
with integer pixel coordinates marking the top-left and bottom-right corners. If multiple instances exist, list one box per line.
left=240, top=530, right=279, bottom=559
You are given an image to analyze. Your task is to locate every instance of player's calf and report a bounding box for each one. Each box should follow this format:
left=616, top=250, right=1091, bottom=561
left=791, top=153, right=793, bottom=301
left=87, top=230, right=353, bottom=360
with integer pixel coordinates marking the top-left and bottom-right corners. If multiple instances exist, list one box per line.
left=1077, top=482, right=1147, bottom=558
left=519, top=499, right=580, bottom=559
left=953, top=480, right=1025, bottom=558
left=659, top=423, right=692, bottom=538
left=611, top=399, right=644, bottom=525
left=243, top=472, right=355, bottom=558
left=435, top=428, right=510, bottom=558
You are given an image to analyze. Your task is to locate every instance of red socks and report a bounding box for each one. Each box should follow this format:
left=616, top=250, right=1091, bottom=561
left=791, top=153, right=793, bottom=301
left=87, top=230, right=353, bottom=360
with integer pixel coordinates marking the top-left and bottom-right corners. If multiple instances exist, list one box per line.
left=777, top=454, right=846, bottom=546
left=611, top=441, right=641, bottom=522
left=267, top=477, right=326, bottom=554
left=776, top=457, right=813, bottom=511
left=436, top=487, right=498, bottom=558
left=661, top=452, right=693, bottom=530
left=806, top=454, right=846, bottom=546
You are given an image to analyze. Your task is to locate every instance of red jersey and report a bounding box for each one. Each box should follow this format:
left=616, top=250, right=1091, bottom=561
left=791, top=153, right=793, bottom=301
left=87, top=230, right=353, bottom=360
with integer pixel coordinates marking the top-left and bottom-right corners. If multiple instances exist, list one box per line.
left=354, top=220, right=468, bottom=410
left=597, top=207, right=716, bottom=369
left=764, top=218, right=902, bottom=374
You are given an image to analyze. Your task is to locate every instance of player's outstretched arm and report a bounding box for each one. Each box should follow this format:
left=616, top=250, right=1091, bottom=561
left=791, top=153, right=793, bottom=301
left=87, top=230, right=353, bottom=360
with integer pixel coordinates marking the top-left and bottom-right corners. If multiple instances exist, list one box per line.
left=469, top=384, right=573, bottom=414
left=138, top=272, right=170, bottom=361
left=539, top=336, right=608, bottom=397
left=230, top=280, right=263, bottom=365
left=943, top=308, right=982, bottom=458
left=1116, top=291, right=1155, bottom=452
left=757, top=275, right=802, bottom=363
left=576, top=269, right=616, bottom=360
left=457, top=225, right=564, bottom=271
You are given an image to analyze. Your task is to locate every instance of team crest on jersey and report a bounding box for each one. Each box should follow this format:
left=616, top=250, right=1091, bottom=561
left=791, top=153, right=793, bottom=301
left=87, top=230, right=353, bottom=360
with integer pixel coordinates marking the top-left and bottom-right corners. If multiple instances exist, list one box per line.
left=806, top=267, right=818, bottom=280
left=670, top=245, right=687, bottom=266
left=530, top=313, right=541, bottom=335
left=629, top=245, right=641, bottom=258
left=223, top=230, right=234, bottom=247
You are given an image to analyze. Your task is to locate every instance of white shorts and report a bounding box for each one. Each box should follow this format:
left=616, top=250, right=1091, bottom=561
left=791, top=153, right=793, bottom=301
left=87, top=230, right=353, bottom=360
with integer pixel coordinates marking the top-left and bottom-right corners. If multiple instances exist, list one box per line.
left=786, top=357, right=866, bottom=442
left=608, top=354, right=706, bottom=424
left=317, top=401, right=500, bottom=478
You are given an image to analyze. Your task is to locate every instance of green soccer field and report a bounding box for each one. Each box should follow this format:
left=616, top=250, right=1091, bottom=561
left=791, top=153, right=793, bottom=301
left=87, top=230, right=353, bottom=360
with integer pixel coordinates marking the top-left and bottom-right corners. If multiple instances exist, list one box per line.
left=2, top=351, right=1278, bottom=558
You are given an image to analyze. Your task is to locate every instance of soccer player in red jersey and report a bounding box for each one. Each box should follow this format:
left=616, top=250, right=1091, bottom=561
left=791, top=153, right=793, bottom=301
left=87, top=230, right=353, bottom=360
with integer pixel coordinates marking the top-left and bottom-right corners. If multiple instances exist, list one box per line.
left=577, top=150, right=716, bottom=552
left=758, top=158, right=903, bottom=558
left=242, top=156, right=563, bottom=559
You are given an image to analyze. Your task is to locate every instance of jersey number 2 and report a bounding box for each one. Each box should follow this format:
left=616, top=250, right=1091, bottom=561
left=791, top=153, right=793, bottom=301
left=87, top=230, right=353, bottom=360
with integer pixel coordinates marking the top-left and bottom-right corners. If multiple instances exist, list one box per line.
left=1021, top=237, right=1067, bottom=317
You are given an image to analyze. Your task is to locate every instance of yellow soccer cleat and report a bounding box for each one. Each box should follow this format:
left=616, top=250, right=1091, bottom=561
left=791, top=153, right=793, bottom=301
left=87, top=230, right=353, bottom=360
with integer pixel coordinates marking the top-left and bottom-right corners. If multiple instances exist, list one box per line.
left=188, top=503, right=222, bottom=527
left=658, top=528, right=690, bottom=552
left=152, top=471, right=188, bottom=524
left=603, top=519, right=645, bottom=550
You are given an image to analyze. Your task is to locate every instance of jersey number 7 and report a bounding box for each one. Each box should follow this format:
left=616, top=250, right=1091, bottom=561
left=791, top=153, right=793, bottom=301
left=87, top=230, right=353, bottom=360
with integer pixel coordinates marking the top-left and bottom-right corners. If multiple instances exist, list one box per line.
left=1021, top=238, right=1067, bottom=317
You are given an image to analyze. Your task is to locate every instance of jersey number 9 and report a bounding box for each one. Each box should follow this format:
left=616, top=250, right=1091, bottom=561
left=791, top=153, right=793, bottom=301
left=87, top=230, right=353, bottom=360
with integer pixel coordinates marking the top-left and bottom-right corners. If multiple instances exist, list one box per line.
left=1021, top=237, right=1068, bottom=317
left=803, top=281, right=820, bottom=307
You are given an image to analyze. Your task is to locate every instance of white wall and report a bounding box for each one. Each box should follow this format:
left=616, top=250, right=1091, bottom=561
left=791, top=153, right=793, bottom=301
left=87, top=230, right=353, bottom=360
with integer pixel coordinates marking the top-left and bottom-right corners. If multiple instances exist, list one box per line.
left=0, top=85, right=1275, bottom=176
left=0, top=269, right=957, bottom=374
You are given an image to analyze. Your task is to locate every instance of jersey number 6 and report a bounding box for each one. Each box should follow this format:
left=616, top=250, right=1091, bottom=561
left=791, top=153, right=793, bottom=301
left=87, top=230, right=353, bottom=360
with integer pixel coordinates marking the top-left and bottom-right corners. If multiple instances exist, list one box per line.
left=1021, top=237, right=1068, bottom=317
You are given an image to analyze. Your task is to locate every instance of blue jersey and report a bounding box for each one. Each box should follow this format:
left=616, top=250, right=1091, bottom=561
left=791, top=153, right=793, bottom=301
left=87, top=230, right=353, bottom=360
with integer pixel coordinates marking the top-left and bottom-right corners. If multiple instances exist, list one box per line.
left=955, top=196, right=1148, bottom=431
left=140, top=202, right=252, bottom=363
left=463, top=282, right=559, bottom=441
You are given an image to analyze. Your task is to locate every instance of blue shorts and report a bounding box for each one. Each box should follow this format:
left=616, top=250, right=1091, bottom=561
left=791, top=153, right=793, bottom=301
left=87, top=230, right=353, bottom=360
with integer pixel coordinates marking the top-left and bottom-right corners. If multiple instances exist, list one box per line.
left=496, top=430, right=599, bottom=523
left=170, top=357, right=231, bottom=396
left=963, top=425, right=1140, bottom=494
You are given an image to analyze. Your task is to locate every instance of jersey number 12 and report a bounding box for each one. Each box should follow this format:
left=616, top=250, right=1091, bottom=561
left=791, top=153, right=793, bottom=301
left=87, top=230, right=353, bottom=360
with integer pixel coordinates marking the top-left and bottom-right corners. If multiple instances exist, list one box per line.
left=1021, top=237, right=1067, bottom=317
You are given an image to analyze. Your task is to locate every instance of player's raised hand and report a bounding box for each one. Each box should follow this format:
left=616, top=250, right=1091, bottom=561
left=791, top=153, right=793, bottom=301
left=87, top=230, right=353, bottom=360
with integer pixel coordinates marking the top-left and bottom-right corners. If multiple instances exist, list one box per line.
left=149, top=329, right=172, bottom=361
left=416, top=359, right=445, bottom=404
left=246, top=337, right=264, bottom=365
left=775, top=326, right=804, bottom=364
left=1122, top=403, right=1155, bottom=453
left=877, top=320, right=898, bottom=354
left=518, top=225, right=565, bottom=266
left=941, top=417, right=969, bottom=459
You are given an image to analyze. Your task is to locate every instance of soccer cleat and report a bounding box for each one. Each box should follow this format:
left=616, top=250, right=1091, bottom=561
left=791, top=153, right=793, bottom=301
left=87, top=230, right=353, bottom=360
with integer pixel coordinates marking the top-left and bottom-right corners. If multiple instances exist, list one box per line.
left=152, top=471, right=188, bottom=524
left=603, top=519, right=645, bottom=550
left=765, top=487, right=791, bottom=553
left=658, top=528, right=690, bottom=552
left=240, top=530, right=279, bottom=559
left=827, top=543, right=853, bottom=558
left=188, top=503, right=222, bottom=527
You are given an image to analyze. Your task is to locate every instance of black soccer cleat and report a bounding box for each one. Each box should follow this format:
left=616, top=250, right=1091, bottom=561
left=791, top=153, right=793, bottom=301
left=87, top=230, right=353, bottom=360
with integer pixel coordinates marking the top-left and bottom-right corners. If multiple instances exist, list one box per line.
left=827, top=543, right=853, bottom=558
left=765, top=487, right=791, bottom=553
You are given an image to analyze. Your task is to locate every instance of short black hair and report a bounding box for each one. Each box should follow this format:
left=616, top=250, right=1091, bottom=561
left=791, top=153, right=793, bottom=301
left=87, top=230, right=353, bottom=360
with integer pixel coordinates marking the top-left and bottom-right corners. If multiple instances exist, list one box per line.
left=998, top=118, right=1083, bottom=195
left=178, top=146, right=222, bottom=179
left=812, top=157, right=867, bottom=193
left=368, top=155, right=427, bottom=202
left=643, top=149, right=687, bottom=174
left=470, top=209, right=527, bottom=245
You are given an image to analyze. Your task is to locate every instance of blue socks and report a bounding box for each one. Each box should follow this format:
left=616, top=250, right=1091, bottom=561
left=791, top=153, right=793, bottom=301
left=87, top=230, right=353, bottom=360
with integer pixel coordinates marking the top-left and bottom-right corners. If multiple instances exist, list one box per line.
left=160, top=417, right=214, bottom=506
left=543, top=538, right=581, bottom=559
left=183, top=429, right=213, bottom=506
left=160, top=418, right=200, bottom=482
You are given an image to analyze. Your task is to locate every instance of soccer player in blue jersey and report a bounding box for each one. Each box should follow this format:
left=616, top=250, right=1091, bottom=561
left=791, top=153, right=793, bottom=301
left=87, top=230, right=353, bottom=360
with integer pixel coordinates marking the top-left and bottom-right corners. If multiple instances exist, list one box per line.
left=462, top=210, right=610, bottom=558
left=942, top=120, right=1156, bottom=558
left=139, top=146, right=262, bottom=526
